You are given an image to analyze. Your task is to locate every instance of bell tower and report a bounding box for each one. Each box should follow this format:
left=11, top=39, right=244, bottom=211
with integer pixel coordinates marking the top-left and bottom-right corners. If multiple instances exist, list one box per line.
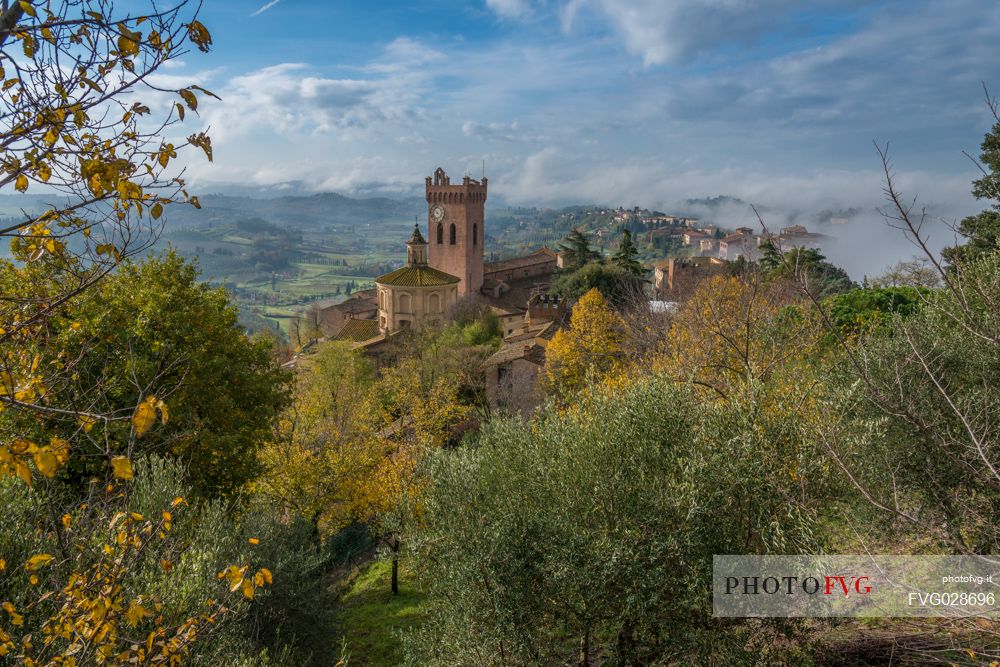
left=425, top=167, right=487, bottom=297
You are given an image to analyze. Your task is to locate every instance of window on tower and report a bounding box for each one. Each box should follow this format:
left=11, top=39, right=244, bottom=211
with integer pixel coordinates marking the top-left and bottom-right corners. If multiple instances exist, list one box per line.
left=449, top=223, right=456, bottom=245
left=436, top=223, right=443, bottom=244
left=473, top=223, right=477, bottom=246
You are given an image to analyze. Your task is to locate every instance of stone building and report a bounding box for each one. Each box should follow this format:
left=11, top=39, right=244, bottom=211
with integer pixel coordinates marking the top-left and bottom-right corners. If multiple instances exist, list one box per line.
left=321, top=167, right=559, bottom=344
left=484, top=295, right=567, bottom=415
left=375, top=225, right=459, bottom=332
left=316, top=289, right=377, bottom=337
left=426, top=167, right=487, bottom=297
left=653, top=256, right=729, bottom=298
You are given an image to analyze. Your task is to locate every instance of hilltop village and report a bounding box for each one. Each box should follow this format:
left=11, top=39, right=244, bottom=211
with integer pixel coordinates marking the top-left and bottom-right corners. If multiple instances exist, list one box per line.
left=292, top=167, right=838, bottom=410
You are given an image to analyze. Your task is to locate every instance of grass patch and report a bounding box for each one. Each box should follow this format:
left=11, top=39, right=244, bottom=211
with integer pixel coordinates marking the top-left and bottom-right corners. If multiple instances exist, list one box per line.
left=336, top=559, right=428, bottom=667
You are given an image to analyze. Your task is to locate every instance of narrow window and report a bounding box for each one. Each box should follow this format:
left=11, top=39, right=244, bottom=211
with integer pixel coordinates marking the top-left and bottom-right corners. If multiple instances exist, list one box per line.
left=473, top=223, right=478, bottom=246
left=449, top=223, right=456, bottom=245
left=436, top=223, right=443, bottom=244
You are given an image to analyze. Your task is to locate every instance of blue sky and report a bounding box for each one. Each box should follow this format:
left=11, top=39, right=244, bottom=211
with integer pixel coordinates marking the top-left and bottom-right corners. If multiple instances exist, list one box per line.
left=166, top=0, right=1000, bottom=227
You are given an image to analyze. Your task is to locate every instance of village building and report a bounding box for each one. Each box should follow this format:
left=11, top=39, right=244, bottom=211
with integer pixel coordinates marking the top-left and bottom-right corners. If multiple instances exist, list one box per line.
left=653, top=256, right=729, bottom=298
left=484, top=294, right=567, bottom=414
left=682, top=229, right=708, bottom=246
left=316, top=289, right=377, bottom=337
left=719, top=232, right=754, bottom=260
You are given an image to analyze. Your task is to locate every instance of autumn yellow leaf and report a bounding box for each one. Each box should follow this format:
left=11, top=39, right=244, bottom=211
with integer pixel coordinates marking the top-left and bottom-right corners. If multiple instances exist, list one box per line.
left=32, top=450, right=58, bottom=478
left=132, top=397, right=157, bottom=437
left=78, top=414, right=97, bottom=432
left=247, top=538, right=259, bottom=545
left=14, top=174, right=28, bottom=192
left=240, top=578, right=255, bottom=599
left=124, top=600, right=150, bottom=627
left=111, top=456, right=133, bottom=480
left=185, top=20, right=213, bottom=52
left=50, top=437, right=70, bottom=463
left=156, top=398, right=169, bottom=424
left=25, top=554, right=54, bottom=571
left=179, top=88, right=198, bottom=111
left=14, top=461, right=31, bottom=486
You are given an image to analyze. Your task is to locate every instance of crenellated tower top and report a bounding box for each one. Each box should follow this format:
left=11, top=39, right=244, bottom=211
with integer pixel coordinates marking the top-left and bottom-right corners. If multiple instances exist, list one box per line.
left=425, top=167, right=488, bottom=205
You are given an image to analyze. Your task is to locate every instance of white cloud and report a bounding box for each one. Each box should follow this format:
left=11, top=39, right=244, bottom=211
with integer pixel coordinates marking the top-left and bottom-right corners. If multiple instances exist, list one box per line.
left=462, top=120, right=549, bottom=143
left=499, top=0, right=863, bottom=66
left=199, top=54, right=433, bottom=144
left=251, top=0, right=282, bottom=17
left=486, top=0, right=533, bottom=19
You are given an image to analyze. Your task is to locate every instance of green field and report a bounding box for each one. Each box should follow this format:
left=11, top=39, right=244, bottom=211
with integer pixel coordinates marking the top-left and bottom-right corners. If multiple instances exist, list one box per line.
left=162, top=218, right=412, bottom=337
left=336, top=560, right=428, bottom=666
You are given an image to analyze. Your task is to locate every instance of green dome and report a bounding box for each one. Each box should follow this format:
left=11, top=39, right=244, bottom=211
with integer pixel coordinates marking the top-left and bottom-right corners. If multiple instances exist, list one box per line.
left=375, top=265, right=459, bottom=287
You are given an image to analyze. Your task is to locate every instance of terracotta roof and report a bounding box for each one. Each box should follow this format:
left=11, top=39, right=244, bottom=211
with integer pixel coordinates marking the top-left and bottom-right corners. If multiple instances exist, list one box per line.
left=320, top=290, right=377, bottom=314
left=333, top=318, right=380, bottom=342
left=375, top=265, right=459, bottom=287
left=484, top=247, right=558, bottom=274
left=483, top=276, right=551, bottom=311
left=486, top=340, right=546, bottom=366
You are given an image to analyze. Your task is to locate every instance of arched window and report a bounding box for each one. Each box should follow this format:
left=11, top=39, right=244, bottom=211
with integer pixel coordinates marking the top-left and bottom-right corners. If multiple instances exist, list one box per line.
left=429, top=293, right=441, bottom=313
left=449, top=223, right=456, bottom=245
left=472, top=223, right=477, bottom=246
left=398, top=293, right=412, bottom=313
left=436, top=223, right=443, bottom=244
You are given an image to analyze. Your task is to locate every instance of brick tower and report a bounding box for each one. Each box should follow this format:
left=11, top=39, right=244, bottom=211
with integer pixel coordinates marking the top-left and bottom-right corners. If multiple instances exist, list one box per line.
left=425, top=167, right=487, bottom=297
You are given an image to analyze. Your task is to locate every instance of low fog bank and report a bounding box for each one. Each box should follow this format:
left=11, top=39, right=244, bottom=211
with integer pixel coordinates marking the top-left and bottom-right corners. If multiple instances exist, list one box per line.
left=669, top=198, right=968, bottom=282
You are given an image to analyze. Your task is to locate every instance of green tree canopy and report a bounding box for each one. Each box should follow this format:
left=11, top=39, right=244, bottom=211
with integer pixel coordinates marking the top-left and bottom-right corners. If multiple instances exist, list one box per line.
left=550, top=262, right=644, bottom=308
left=611, top=228, right=644, bottom=276
left=943, top=111, right=1000, bottom=269
left=557, top=227, right=601, bottom=272
left=761, top=243, right=855, bottom=298
left=5, top=252, right=291, bottom=498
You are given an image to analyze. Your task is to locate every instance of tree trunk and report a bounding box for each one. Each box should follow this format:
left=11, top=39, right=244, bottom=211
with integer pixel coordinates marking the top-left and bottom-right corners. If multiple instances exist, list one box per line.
left=616, top=619, right=639, bottom=666
left=578, top=626, right=590, bottom=667
left=390, top=536, right=399, bottom=596
left=0, top=3, right=26, bottom=48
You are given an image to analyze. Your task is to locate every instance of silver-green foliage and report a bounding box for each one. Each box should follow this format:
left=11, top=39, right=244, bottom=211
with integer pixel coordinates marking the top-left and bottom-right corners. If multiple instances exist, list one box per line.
left=405, top=377, right=822, bottom=665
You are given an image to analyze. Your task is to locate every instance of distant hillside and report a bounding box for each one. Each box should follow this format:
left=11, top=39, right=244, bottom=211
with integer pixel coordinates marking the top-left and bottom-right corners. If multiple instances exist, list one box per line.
left=0, top=190, right=426, bottom=231
left=162, top=192, right=426, bottom=229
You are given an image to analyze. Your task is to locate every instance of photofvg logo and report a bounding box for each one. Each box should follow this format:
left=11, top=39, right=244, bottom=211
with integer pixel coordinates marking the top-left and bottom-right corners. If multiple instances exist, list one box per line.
left=713, top=555, right=1000, bottom=618
left=724, top=573, right=872, bottom=597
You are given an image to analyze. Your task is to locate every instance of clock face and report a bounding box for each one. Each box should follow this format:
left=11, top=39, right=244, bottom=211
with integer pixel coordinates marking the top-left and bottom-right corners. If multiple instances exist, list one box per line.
left=430, top=204, right=445, bottom=222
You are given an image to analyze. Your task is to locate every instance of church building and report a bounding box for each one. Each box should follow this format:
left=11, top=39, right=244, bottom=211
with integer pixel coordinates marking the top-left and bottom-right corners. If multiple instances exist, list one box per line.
left=374, top=224, right=459, bottom=333
left=326, top=167, right=560, bottom=345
